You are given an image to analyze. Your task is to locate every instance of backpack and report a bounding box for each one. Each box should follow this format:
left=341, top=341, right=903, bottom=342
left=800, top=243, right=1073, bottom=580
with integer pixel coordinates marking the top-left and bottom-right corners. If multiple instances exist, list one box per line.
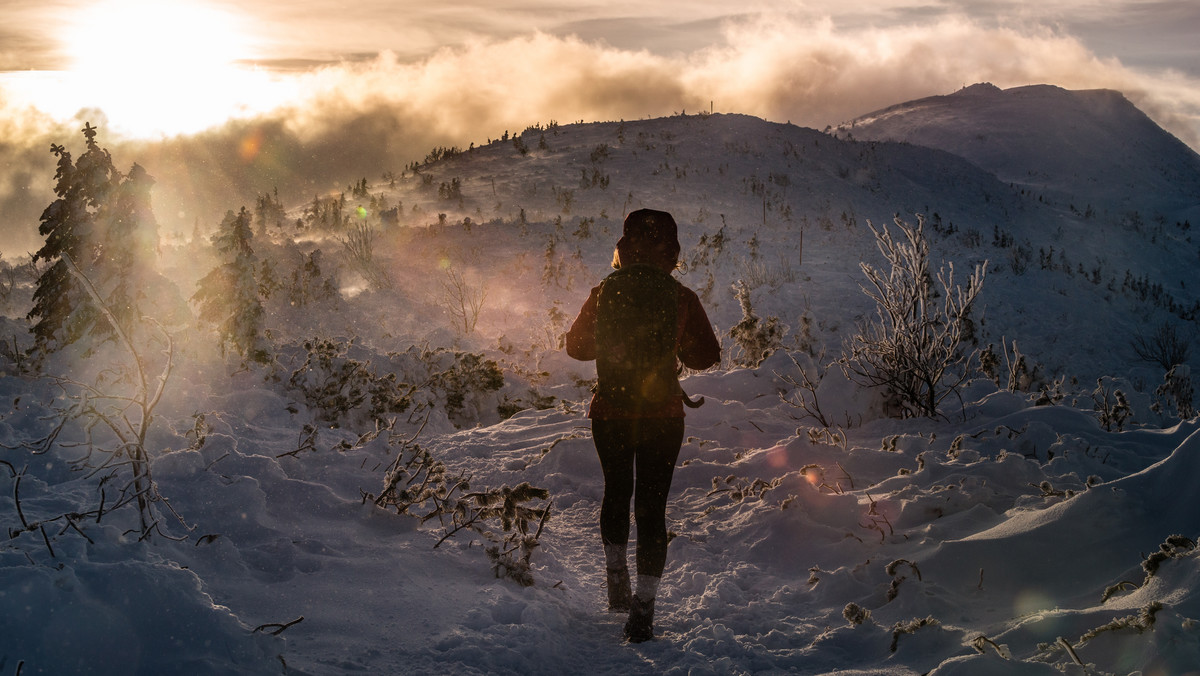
left=594, top=264, right=680, bottom=412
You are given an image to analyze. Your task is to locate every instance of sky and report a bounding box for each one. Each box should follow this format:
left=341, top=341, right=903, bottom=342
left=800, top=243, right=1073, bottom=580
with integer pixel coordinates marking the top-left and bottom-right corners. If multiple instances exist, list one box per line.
left=1, top=0, right=1199, bottom=251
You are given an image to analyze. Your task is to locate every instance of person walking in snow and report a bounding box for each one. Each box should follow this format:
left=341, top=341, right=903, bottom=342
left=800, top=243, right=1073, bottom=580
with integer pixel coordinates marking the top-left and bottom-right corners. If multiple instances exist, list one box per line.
left=565, top=208, right=721, bottom=642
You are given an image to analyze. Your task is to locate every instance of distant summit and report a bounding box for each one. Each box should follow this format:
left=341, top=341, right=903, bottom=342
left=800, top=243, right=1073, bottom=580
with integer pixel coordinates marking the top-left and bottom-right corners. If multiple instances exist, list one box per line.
left=834, top=83, right=1200, bottom=219
left=955, top=82, right=1002, bottom=96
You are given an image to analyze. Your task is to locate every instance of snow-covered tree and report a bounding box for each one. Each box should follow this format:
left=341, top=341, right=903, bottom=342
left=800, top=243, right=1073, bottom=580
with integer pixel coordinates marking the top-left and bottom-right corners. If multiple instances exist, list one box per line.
left=28, top=123, right=118, bottom=352
left=27, top=124, right=177, bottom=354
left=94, top=162, right=162, bottom=337
left=193, top=207, right=270, bottom=364
left=254, top=187, right=288, bottom=236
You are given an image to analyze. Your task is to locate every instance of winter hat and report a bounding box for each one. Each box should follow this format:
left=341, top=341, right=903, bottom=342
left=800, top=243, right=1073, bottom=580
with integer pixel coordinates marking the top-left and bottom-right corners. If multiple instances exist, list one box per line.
left=620, top=209, right=677, bottom=247
left=615, top=209, right=680, bottom=270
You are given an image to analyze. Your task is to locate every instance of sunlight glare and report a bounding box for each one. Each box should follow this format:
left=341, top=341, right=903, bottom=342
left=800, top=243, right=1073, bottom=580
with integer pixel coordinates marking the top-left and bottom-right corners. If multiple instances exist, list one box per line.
left=56, top=0, right=281, bottom=137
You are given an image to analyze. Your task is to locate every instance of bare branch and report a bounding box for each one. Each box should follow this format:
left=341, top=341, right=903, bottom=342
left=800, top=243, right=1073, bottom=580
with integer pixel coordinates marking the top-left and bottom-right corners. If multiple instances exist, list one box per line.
left=253, top=616, right=305, bottom=636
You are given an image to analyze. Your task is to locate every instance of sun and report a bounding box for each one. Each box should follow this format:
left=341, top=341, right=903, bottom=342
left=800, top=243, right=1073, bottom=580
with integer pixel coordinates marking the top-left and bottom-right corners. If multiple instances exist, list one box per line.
left=57, top=0, right=277, bottom=137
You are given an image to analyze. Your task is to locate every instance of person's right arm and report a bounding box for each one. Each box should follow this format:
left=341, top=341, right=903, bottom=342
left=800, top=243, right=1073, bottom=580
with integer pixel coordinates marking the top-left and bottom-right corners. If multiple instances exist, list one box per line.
left=565, top=286, right=601, bottom=361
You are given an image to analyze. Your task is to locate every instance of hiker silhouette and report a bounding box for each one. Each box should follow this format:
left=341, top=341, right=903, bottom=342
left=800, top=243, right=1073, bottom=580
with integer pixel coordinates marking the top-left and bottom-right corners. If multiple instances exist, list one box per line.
left=565, top=208, right=720, bottom=642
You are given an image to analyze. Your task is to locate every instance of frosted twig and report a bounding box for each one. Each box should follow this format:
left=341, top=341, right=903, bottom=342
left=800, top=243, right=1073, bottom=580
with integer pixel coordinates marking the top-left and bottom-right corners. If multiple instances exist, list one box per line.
left=253, top=616, right=305, bottom=636
left=1057, top=637, right=1084, bottom=666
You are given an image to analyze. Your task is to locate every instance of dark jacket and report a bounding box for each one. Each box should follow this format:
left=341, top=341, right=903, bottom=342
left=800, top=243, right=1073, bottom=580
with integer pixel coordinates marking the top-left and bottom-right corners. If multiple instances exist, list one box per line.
left=566, top=281, right=720, bottom=419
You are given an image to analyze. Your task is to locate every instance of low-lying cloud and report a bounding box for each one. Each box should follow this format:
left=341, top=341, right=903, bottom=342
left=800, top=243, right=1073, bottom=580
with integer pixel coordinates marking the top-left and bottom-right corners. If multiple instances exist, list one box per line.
left=2, top=13, right=1197, bottom=255
left=276, top=13, right=1200, bottom=143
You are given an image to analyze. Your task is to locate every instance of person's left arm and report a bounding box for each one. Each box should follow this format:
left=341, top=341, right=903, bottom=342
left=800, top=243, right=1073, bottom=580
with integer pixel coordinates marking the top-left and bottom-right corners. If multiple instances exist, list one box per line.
left=678, top=288, right=721, bottom=370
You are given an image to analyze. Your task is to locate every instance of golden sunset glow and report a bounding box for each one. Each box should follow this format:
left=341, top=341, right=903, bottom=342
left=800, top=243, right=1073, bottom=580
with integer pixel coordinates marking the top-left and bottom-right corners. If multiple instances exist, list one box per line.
left=0, top=0, right=1195, bottom=256
left=0, top=1, right=1188, bottom=148
left=53, top=0, right=278, bottom=137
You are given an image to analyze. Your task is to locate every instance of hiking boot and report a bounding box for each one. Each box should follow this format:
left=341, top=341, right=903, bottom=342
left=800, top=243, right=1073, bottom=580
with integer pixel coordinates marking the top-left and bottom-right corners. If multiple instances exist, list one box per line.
left=623, top=595, right=655, bottom=643
left=606, top=567, right=632, bottom=612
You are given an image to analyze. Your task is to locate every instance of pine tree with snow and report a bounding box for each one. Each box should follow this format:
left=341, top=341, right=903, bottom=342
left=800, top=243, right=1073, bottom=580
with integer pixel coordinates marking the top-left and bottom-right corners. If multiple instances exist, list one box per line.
left=92, top=162, right=163, bottom=338
left=193, top=207, right=270, bottom=364
left=28, top=123, right=119, bottom=353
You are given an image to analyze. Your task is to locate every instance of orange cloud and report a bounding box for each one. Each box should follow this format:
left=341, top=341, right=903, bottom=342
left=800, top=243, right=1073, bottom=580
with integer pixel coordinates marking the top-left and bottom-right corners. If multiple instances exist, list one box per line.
left=270, top=15, right=1200, bottom=149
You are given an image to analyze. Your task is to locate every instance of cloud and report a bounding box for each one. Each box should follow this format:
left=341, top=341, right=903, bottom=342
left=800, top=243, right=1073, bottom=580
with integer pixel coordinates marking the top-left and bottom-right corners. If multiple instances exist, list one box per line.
left=2, top=12, right=1199, bottom=255
left=687, top=14, right=1200, bottom=143
left=272, top=14, right=1200, bottom=147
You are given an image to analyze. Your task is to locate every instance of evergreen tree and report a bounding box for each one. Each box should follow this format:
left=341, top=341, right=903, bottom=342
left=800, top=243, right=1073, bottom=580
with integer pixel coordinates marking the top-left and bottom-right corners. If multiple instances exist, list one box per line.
left=28, top=123, right=119, bottom=352
left=254, top=187, right=287, bottom=237
left=192, top=208, right=270, bottom=364
left=95, top=162, right=160, bottom=336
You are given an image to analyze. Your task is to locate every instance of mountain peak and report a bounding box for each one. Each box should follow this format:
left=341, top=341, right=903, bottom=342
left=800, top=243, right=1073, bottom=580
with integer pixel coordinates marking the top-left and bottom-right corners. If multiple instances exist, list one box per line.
left=953, top=82, right=1002, bottom=97
left=835, top=83, right=1200, bottom=217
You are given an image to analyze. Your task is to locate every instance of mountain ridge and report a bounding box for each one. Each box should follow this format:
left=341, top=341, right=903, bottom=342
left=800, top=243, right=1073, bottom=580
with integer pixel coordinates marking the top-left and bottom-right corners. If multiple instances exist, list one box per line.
left=832, top=82, right=1200, bottom=221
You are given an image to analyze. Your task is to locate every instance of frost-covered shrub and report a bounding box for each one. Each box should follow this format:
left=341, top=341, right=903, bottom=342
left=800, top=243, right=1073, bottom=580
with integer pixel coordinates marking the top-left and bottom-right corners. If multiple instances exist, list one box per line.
left=890, top=617, right=940, bottom=653
left=1152, top=365, right=1195, bottom=420
left=978, top=339, right=1065, bottom=405
left=367, top=437, right=456, bottom=517
left=842, top=215, right=986, bottom=418
left=979, top=339, right=1040, bottom=392
left=885, top=559, right=923, bottom=602
left=1131, top=321, right=1191, bottom=370
left=729, top=281, right=786, bottom=368
left=779, top=350, right=834, bottom=427
left=1077, top=602, right=1163, bottom=645
left=430, top=482, right=552, bottom=587
left=365, top=434, right=552, bottom=586
left=1092, top=378, right=1132, bottom=431
left=340, top=222, right=393, bottom=290
left=322, top=346, right=509, bottom=429
left=475, top=483, right=551, bottom=586
left=708, top=474, right=782, bottom=503
left=428, top=350, right=505, bottom=424
left=0, top=254, right=34, bottom=318
left=284, top=337, right=414, bottom=429
left=1102, top=535, right=1196, bottom=602
left=439, top=265, right=487, bottom=335
left=495, top=303, right=569, bottom=385
left=979, top=344, right=1000, bottom=384
left=843, top=603, right=871, bottom=625
left=1142, top=534, right=1197, bottom=578
left=687, top=225, right=727, bottom=272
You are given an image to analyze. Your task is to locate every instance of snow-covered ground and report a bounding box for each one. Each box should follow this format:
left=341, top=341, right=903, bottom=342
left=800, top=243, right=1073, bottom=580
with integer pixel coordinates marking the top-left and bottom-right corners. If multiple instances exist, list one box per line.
left=3, top=84, right=1200, bottom=675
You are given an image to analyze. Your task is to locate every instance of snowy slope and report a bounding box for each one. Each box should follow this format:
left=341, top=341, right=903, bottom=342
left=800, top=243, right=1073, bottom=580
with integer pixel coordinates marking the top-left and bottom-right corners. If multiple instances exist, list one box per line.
left=3, top=85, right=1200, bottom=675
left=357, top=108, right=1198, bottom=382
left=834, top=83, right=1200, bottom=222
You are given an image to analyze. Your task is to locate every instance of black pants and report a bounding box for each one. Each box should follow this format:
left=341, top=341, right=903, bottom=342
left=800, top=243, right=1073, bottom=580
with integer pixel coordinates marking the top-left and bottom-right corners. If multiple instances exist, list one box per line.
left=592, top=417, right=685, bottom=579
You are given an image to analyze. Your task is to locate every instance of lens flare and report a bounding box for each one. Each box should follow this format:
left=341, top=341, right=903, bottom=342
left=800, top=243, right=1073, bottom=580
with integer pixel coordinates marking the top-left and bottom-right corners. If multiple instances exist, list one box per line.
left=1013, top=589, right=1056, bottom=617
left=766, top=445, right=789, bottom=469
left=239, top=130, right=263, bottom=162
